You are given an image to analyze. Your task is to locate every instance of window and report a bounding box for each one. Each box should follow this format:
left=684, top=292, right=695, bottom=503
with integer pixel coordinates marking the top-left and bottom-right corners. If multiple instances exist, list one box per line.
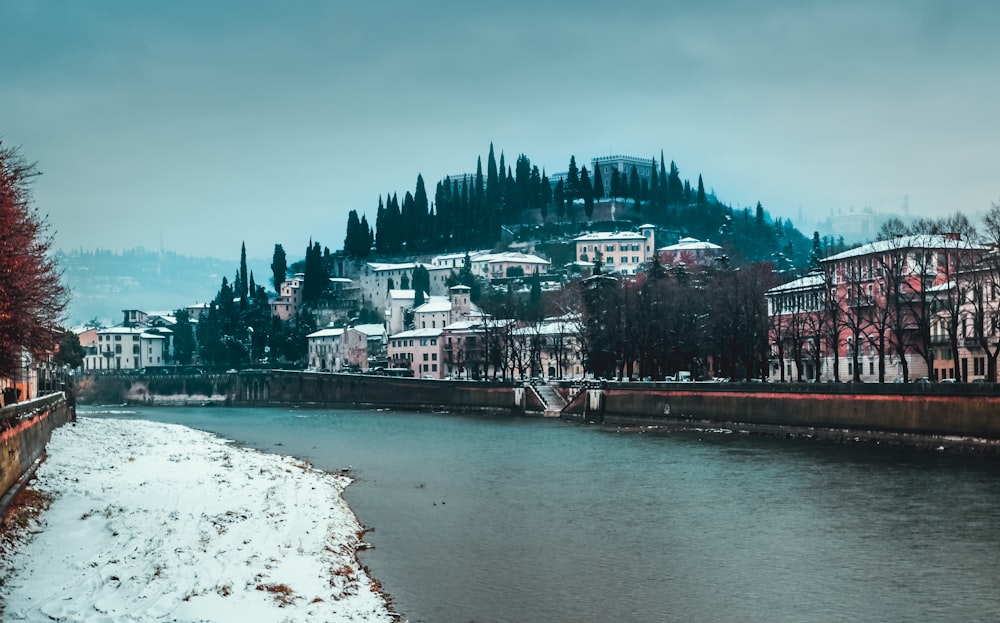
left=432, top=353, right=437, bottom=361
left=431, top=339, right=437, bottom=346
left=606, top=245, right=614, bottom=252
left=432, top=364, right=438, bottom=372
left=423, top=353, right=428, bottom=361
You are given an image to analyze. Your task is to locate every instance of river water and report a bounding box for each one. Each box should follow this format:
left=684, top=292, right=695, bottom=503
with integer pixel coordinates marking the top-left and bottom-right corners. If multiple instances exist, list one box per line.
left=84, top=405, right=1000, bottom=623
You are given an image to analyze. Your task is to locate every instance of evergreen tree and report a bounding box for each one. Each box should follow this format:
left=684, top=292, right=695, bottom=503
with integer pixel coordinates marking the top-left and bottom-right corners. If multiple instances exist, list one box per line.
left=697, top=174, right=707, bottom=208
left=414, top=173, right=428, bottom=248
left=554, top=179, right=566, bottom=221
left=271, top=244, right=287, bottom=291
left=359, top=213, right=373, bottom=257
left=412, top=265, right=430, bottom=307
left=566, top=155, right=579, bottom=201
left=668, top=161, right=682, bottom=204
left=344, top=210, right=362, bottom=257
left=610, top=169, right=622, bottom=200
left=658, top=151, right=668, bottom=205
left=629, top=165, right=640, bottom=209
left=374, top=196, right=388, bottom=254
left=171, top=308, right=196, bottom=365
left=649, top=156, right=659, bottom=209
left=581, top=166, right=594, bottom=219
left=809, top=231, right=823, bottom=270
left=593, top=163, right=605, bottom=200
left=239, top=242, right=249, bottom=310
left=540, top=171, right=552, bottom=220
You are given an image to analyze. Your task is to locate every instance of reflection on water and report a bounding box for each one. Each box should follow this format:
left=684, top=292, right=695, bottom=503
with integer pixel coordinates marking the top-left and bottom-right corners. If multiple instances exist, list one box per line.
left=90, top=406, right=1000, bottom=623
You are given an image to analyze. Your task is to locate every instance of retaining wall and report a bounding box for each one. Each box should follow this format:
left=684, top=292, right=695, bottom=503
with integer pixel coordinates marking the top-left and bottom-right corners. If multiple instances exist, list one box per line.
left=562, top=381, right=1000, bottom=439
left=0, top=393, right=74, bottom=513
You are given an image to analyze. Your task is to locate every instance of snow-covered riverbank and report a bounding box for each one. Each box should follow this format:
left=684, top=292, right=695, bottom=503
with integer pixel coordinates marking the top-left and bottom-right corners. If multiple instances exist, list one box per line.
left=0, top=417, right=395, bottom=622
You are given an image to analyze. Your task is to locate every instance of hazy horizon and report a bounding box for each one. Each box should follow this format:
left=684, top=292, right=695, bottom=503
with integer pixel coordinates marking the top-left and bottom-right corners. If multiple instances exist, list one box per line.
left=3, top=1, right=998, bottom=259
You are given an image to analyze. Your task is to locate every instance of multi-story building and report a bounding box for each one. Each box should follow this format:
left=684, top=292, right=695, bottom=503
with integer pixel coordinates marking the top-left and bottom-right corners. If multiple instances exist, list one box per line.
left=84, top=327, right=167, bottom=371
left=574, top=225, right=656, bottom=275
left=341, top=324, right=386, bottom=371
left=590, top=156, right=656, bottom=198
left=659, top=237, right=723, bottom=266
left=305, top=327, right=345, bottom=372
left=766, top=234, right=988, bottom=383
left=270, top=273, right=305, bottom=321
left=387, top=328, right=444, bottom=378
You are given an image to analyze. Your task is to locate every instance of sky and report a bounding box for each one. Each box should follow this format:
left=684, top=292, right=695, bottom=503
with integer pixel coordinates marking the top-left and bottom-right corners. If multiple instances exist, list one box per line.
left=2, top=0, right=999, bottom=260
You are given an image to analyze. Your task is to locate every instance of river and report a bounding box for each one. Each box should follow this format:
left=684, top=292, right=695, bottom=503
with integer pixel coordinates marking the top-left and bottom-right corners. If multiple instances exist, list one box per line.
left=83, top=405, right=1000, bottom=623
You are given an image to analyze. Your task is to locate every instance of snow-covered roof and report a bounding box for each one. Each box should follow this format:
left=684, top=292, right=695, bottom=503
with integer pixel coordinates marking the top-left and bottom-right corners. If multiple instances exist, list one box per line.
left=306, top=327, right=345, bottom=339
left=348, top=323, right=385, bottom=337
left=822, top=235, right=987, bottom=263
left=573, top=231, right=646, bottom=242
left=413, top=296, right=452, bottom=313
left=766, top=273, right=826, bottom=295
left=476, top=251, right=550, bottom=265
left=659, top=237, right=722, bottom=252
left=328, top=277, right=353, bottom=284
left=387, top=289, right=417, bottom=301
left=389, top=327, right=444, bottom=340
left=443, top=320, right=483, bottom=331
left=367, top=262, right=422, bottom=272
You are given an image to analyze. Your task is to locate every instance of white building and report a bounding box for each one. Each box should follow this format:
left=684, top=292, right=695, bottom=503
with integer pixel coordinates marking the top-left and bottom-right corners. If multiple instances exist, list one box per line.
left=84, top=327, right=167, bottom=371
left=574, top=225, right=656, bottom=275
left=306, top=327, right=345, bottom=372
left=659, top=237, right=723, bottom=266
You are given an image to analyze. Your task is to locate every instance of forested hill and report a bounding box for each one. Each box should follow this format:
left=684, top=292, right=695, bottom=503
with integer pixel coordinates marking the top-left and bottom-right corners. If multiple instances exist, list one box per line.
left=57, top=248, right=271, bottom=327
left=342, top=145, right=835, bottom=271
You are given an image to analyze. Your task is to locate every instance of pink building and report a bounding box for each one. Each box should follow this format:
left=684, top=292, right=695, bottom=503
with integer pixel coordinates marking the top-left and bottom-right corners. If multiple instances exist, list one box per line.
left=387, top=328, right=444, bottom=378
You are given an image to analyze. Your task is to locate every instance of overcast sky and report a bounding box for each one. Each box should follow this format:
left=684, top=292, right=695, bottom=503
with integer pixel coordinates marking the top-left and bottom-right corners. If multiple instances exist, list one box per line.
left=2, top=1, right=998, bottom=260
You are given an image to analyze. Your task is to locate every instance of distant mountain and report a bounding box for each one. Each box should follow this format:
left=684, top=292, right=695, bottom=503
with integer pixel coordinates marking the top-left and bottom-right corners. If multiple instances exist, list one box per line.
left=56, top=248, right=272, bottom=327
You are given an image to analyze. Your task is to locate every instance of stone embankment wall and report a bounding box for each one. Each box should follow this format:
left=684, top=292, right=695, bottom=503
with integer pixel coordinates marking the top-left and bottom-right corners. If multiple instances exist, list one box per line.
left=562, top=381, right=1000, bottom=440
left=0, top=393, right=74, bottom=514
left=243, top=371, right=523, bottom=413
left=81, top=370, right=527, bottom=414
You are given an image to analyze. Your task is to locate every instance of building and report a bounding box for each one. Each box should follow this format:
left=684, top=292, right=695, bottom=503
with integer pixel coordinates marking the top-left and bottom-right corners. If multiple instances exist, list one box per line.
left=357, top=262, right=422, bottom=315
left=270, top=273, right=305, bottom=321
left=574, top=225, right=656, bottom=275
left=412, top=285, right=477, bottom=331
left=341, top=324, right=386, bottom=371
left=84, top=327, right=167, bottom=371
left=590, top=156, right=656, bottom=198
left=766, top=234, right=988, bottom=383
left=659, top=237, right=723, bottom=266
left=387, top=328, right=444, bottom=378
left=306, top=327, right=345, bottom=372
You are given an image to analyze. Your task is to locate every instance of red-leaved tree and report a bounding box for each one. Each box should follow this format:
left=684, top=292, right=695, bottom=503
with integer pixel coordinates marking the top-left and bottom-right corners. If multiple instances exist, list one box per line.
left=0, top=141, right=67, bottom=379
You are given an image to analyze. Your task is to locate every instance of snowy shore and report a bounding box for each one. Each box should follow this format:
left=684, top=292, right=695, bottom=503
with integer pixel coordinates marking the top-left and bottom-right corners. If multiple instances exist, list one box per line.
left=0, top=417, right=396, bottom=622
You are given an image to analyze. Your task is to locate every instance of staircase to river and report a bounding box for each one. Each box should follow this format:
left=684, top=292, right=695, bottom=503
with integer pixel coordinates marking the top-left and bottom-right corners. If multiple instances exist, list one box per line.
left=530, top=382, right=567, bottom=417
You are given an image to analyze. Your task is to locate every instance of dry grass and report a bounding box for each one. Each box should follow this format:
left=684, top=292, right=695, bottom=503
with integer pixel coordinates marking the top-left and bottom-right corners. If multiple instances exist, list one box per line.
left=0, top=488, right=53, bottom=547
left=256, top=582, right=297, bottom=607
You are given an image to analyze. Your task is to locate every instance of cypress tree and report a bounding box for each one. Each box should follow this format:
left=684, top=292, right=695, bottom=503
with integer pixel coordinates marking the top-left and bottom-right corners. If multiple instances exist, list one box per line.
left=566, top=155, right=579, bottom=201
left=629, top=165, right=640, bottom=209
left=649, top=156, right=659, bottom=209
left=239, top=242, right=249, bottom=310
left=581, top=166, right=594, bottom=220
left=539, top=171, right=550, bottom=221
left=359, top=213, right=372, bottom=258
left=271, top=244, right=287, bottom=291
left=374, top=196, right=388, bottom=255
left=611, top=169, right=621, bottom=200
left=659, top=152, right=668, bottom=205
left=697, top=174, right=707, bottom=207
left=554, top=179, right=566, bottom=221
left=593, top=163, right=604, bottom=200
left=668, top=161, right=682, bottom=204
left=414, top=174, right=428, bottom=250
